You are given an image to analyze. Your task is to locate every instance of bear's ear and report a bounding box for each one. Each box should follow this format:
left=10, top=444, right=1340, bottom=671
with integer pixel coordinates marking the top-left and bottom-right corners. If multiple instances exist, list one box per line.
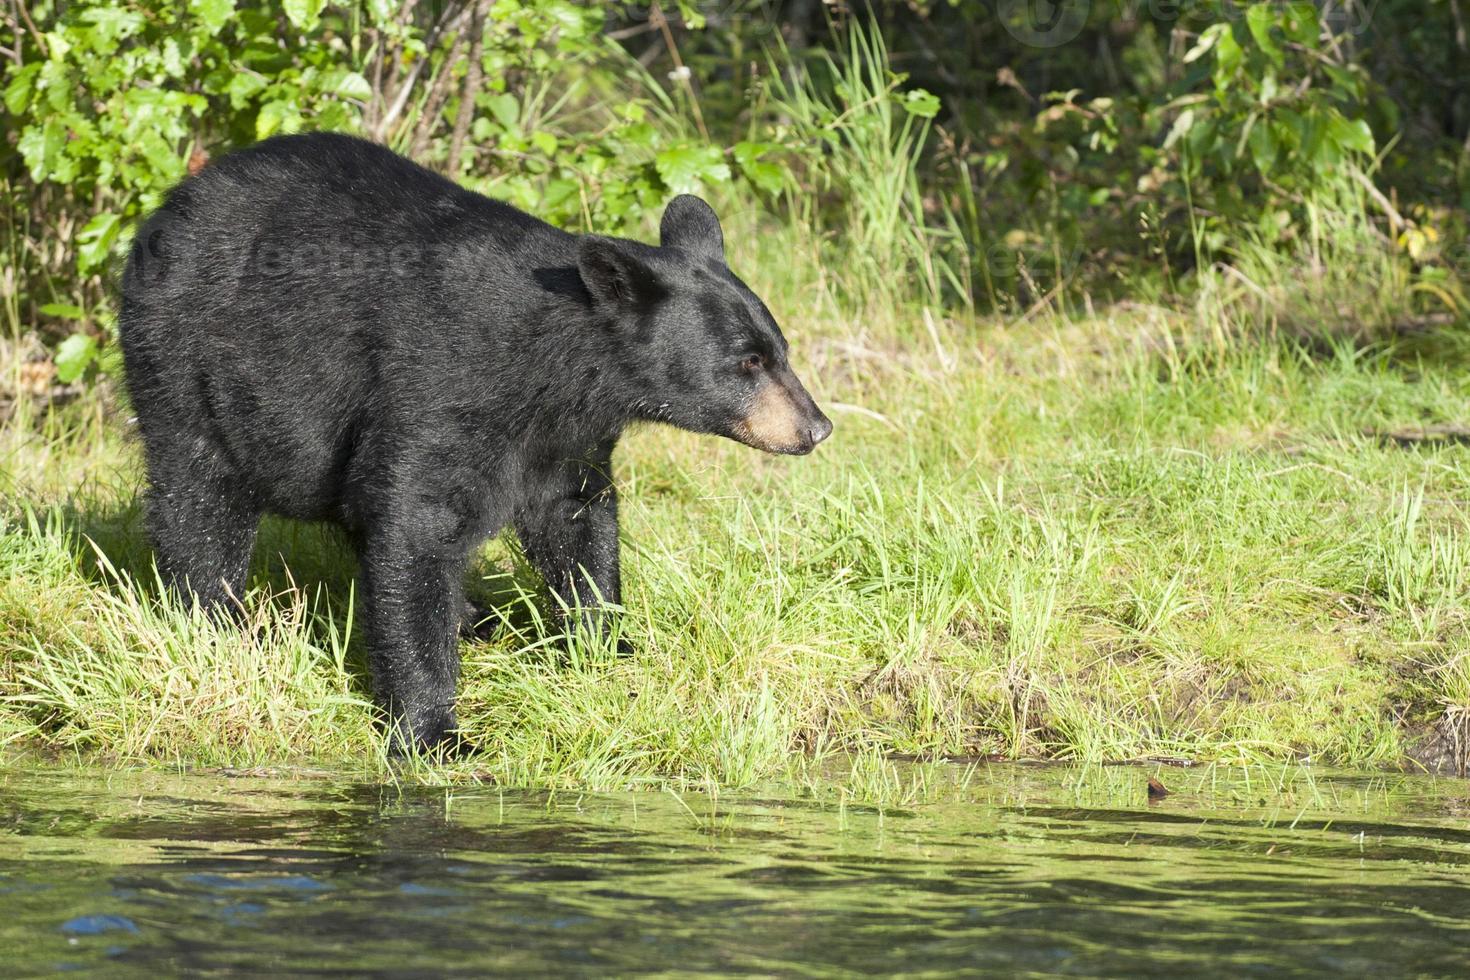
left=577, top=236, right=665, bottom=312
left=660, top=195, right=724, bottom=262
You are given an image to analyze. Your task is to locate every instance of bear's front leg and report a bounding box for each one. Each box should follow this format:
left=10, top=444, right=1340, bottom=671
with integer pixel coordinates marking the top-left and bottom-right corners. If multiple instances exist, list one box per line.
left=514, top=442, right=623, bottom=647
left=359, top=527, right=471, bottom=754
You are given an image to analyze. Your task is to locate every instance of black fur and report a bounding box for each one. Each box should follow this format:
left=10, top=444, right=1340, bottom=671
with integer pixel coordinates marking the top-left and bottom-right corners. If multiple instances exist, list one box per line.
left=118, top=132, right=830, bottom=753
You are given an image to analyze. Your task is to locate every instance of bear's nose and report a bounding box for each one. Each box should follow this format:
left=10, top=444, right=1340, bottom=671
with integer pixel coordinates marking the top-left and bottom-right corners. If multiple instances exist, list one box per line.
left=806, top=412, right=833, bottom=448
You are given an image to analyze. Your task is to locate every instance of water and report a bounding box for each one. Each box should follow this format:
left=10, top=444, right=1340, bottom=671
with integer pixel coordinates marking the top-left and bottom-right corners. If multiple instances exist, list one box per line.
left=3, top=761, right=1469, bottom=976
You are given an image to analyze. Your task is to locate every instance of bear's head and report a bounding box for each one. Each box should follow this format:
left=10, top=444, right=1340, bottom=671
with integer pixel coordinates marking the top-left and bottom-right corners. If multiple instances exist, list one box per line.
left=577, top=195, right=832, bottom=455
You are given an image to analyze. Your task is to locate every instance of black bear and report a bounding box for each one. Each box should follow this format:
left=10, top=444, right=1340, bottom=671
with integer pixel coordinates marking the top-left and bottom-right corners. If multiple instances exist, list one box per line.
left=118, top=132, right=830, bottom=752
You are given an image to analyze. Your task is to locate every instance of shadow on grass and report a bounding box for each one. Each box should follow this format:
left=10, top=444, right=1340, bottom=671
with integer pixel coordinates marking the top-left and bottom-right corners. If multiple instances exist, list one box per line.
left=1143, top=322, right=1470, bottom=420
left=54, top=495, right=548, bottom=699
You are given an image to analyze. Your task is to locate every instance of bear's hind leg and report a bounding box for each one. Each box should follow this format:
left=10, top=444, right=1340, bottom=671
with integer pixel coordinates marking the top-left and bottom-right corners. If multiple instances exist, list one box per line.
left=143, top=453, right=260, bottom=615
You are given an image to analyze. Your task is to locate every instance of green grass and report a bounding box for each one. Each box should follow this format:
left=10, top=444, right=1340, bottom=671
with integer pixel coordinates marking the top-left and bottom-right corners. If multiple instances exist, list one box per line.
left=3, top=203, right=1470, bottom=787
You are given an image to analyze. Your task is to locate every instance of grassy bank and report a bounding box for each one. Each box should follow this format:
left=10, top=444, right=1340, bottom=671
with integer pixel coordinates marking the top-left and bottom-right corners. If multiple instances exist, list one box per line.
left=3, top=204, right=1469, bottom=787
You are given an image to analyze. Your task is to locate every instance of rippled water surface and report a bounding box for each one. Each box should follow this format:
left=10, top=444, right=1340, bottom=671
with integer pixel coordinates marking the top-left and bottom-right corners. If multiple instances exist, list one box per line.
left=3, top=761, right=1469, bottom=975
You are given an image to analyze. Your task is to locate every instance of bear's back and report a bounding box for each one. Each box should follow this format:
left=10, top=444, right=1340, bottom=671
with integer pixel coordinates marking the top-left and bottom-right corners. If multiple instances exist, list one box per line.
left=117, top=134, right=518, bottom=520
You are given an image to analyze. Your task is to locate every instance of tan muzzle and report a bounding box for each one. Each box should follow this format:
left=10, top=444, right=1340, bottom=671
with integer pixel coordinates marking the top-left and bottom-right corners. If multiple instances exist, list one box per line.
left=732, top=371, right=833, bottom=455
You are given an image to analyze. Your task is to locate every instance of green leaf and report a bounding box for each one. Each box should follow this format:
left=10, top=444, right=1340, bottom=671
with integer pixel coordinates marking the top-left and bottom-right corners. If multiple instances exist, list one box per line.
left=39, top=303, right=85, bottom=321
left=1183, top=24, right=1224, bottom=64
left=1293, top=110, right=1325, bottom=163
left=1282, top=6, right=1320, bottom=47
left=38, top=59, right=71, bottom=114
left=161, top=38, right=188, bottom=78
left=1185, top=114, right=1218, bottom=165
left=283, top=0, right=325, bottom=31
left=733, top=141, right=787, bottom=195
left=54, top=334, right=98, bottom=384
left=191, top=0, right=235, bottom=36
left=256, top=99, right=300, bottom=140
left=1322, top=63, right=1364, bottom=101
left=365, top=0, right=396, bottom=24
left=1327, top=114, right=1374, bottom=155
left=226, top=72, right=267, bottom=109
left=543, top=177, right=580, bottom=211
left=315, top=102, right=354, bottom=132
left=314, top=69, right=372, bottom=100
left=1374, top=93, right=1401, bottom=135
left=486, top=93, right=520, bottom=130
left=79, top=6, right=145, bottom=46
left=1162, top=108, right=1195, bottom=151
left=616, top=121, right=657, bottom=149
left=17, top=118, right=67, bottom=183
left=674, top=0, right=706, bottom=30
left=134, top=128, right=183, bottom=177
left=544, top=3, right=597, bottom=41
left=77, top=212, right=122, bottom=273
left=1247, top=119, right=1278, bottom=175
left=1246, top=5, right=1284, bottom=66
left=654, top=143, right=731, bottom=195
left=1270, top=112, right=1300, bottom=153
left=1259, top=71, right=1278, bottom=105
left=4, top=63, right=41, bottom=115
left=1214, top=28, right=1243, bottom=80
left=899, top=88, right=940, bottom=119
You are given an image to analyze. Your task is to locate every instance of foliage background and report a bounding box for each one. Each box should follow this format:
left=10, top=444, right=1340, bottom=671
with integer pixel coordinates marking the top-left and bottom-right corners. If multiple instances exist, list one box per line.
left=7, top=0, right=1468, bottom=378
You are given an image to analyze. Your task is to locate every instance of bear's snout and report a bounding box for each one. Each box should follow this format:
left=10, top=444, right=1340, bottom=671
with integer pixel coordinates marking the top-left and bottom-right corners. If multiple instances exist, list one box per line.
left=733, top=373, right=832, bottom=455
left=804, top=411, right=834, bottom=451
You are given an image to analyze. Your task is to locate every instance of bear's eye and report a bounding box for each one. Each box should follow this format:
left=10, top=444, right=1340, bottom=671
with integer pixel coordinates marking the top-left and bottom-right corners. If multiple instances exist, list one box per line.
left=739, top=352, right=767, bottom=374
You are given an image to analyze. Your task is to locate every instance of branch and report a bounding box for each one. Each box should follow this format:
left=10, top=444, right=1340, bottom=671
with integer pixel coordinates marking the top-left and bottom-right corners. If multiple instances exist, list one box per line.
left=1349, top=166, right=1405, bottom=235
left=14, top=0, right=47, bottom=60
left=409, top=28, right=469, bottom=157
left=447, top=0, right=490, bottom=175
left=377, top=2, right=472, bottom=142
left=649, top=1, right=708, bottom=141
